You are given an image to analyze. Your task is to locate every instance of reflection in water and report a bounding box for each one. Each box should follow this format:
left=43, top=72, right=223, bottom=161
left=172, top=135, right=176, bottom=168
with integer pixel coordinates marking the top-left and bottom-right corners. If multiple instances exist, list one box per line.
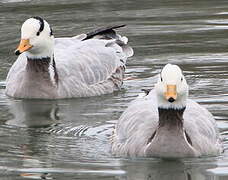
left=6, top=99, right=59, bottom=128
left=5, top=97, right=116, bottom=135
left=13, top=125, right=55, bottom=179
left=119, top=159, right=217, bottom=180
left=20, top=144, right=52, bottom=179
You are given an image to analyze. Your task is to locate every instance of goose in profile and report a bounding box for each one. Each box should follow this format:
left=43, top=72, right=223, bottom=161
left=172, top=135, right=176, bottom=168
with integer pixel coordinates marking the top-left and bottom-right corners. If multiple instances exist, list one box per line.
left=111, top=64, right=222, bottom=158
left=5, top=17, right=133, bottom=99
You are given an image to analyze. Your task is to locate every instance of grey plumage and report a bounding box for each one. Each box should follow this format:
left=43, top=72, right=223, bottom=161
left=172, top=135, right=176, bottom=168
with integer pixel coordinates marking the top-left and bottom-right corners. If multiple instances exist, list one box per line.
left=111, top=64, right=222, bottom=158
left=6, top=18, right=133, bottom=99
left=111, top=90, right=222, bottom=157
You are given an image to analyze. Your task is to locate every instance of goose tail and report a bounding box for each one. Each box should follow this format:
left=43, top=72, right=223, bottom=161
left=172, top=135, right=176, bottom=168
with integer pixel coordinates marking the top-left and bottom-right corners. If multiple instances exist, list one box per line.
left=83, top=24, right=134, bottom=58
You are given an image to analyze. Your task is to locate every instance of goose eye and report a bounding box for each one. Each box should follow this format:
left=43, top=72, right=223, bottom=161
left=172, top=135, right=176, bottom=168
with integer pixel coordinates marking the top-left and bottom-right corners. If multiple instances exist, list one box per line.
left=181, top=77, right=183, bottom=81
left=161, top=77, right=163, bottom=82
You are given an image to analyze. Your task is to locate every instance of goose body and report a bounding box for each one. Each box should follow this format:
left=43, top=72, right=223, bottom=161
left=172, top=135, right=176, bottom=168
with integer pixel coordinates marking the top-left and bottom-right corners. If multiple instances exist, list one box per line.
left=6, top=17, right=133, bottom=99
left=111, top=64, right=222, bottom=158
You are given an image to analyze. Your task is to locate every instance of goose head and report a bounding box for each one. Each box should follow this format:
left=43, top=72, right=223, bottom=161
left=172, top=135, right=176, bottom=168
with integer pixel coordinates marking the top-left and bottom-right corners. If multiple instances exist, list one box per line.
left=155, top=64, right=188, bottom=110
left=15, top=17, right=54, bottom=59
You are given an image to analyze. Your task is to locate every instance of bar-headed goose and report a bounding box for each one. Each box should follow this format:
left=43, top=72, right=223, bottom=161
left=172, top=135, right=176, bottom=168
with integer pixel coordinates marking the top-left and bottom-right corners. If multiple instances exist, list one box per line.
left=111, top=64, right=222, bottom=158
left=6, top=17, right=133, bottom=99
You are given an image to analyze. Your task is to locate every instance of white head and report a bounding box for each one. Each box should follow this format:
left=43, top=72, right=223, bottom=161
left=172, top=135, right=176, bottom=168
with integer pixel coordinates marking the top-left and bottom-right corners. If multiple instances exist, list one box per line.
left=15, top=17, right=54, bottom=59
left=155, top=64, right=188, bottom=109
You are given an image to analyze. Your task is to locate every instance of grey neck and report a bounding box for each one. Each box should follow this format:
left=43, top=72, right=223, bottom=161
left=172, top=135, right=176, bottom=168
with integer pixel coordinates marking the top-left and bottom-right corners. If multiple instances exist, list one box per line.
left=145, top=106, right=195, bottom=157
left=158, top=107, right=186, bottom=128
left=26, top=56, right=58, bottom=85
left=26, top=57, right=51, bottom=73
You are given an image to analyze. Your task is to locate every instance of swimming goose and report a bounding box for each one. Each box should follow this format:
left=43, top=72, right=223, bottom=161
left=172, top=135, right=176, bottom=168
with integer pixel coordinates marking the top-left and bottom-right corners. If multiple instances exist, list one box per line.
left=5, top=17, right=133, bottom=99
left=111, top=64, right=222, bottom=158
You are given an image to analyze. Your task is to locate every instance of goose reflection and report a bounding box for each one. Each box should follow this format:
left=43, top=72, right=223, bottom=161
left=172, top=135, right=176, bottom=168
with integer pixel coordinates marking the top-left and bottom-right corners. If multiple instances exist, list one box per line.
left=5, top=95, right=113, bottom=132
left=19, top=130, right=54, bottom=179
left=118, top=159, right=217, bottom=180
left=7, top=99, right=59, bottom=128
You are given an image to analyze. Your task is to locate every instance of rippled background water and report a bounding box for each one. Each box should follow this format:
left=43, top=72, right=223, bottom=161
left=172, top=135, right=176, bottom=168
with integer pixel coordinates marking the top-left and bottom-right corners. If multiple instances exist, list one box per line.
left=0, top=0, right=228, bottom=179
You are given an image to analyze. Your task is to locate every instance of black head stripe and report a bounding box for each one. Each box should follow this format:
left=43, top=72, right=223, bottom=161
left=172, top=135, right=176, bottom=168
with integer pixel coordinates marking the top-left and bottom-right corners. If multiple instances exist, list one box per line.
left=33, top=16, right=44, bottom=36
left=50, top=27, right=53, bottom=36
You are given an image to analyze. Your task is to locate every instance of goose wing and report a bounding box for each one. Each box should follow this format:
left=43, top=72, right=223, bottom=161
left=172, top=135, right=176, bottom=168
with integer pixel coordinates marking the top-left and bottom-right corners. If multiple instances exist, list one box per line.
left=112, top=90, right=159, bottom=155
left=183, top=100, right=222, bottom=154
left=54, top=36, right=130, bottom=97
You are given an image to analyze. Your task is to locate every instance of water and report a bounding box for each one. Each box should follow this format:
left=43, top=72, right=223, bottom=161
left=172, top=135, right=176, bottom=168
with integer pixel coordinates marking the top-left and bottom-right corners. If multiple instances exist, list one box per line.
left=0, top=0, right=228, bottom=179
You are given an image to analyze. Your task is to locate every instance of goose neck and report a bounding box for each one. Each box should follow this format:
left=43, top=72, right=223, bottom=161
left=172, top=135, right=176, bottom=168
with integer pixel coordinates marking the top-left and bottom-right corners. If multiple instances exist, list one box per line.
left=158, top=107, right=186, bottom=128
left=26, top=56, right=51, bottom=73
left=26, top=55, right=58, bottom=86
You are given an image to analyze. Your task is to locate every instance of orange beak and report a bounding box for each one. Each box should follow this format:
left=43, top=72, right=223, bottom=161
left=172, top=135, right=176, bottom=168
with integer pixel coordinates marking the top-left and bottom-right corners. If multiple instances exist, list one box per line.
left=15, top=39, right=33, bottom=55
left=164, top=85, right=177, bottom=101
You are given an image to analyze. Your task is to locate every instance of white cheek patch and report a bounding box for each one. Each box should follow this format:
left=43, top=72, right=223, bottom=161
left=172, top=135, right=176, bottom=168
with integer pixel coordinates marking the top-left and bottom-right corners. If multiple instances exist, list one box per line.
left=21, top=19, right=40, bottom=39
